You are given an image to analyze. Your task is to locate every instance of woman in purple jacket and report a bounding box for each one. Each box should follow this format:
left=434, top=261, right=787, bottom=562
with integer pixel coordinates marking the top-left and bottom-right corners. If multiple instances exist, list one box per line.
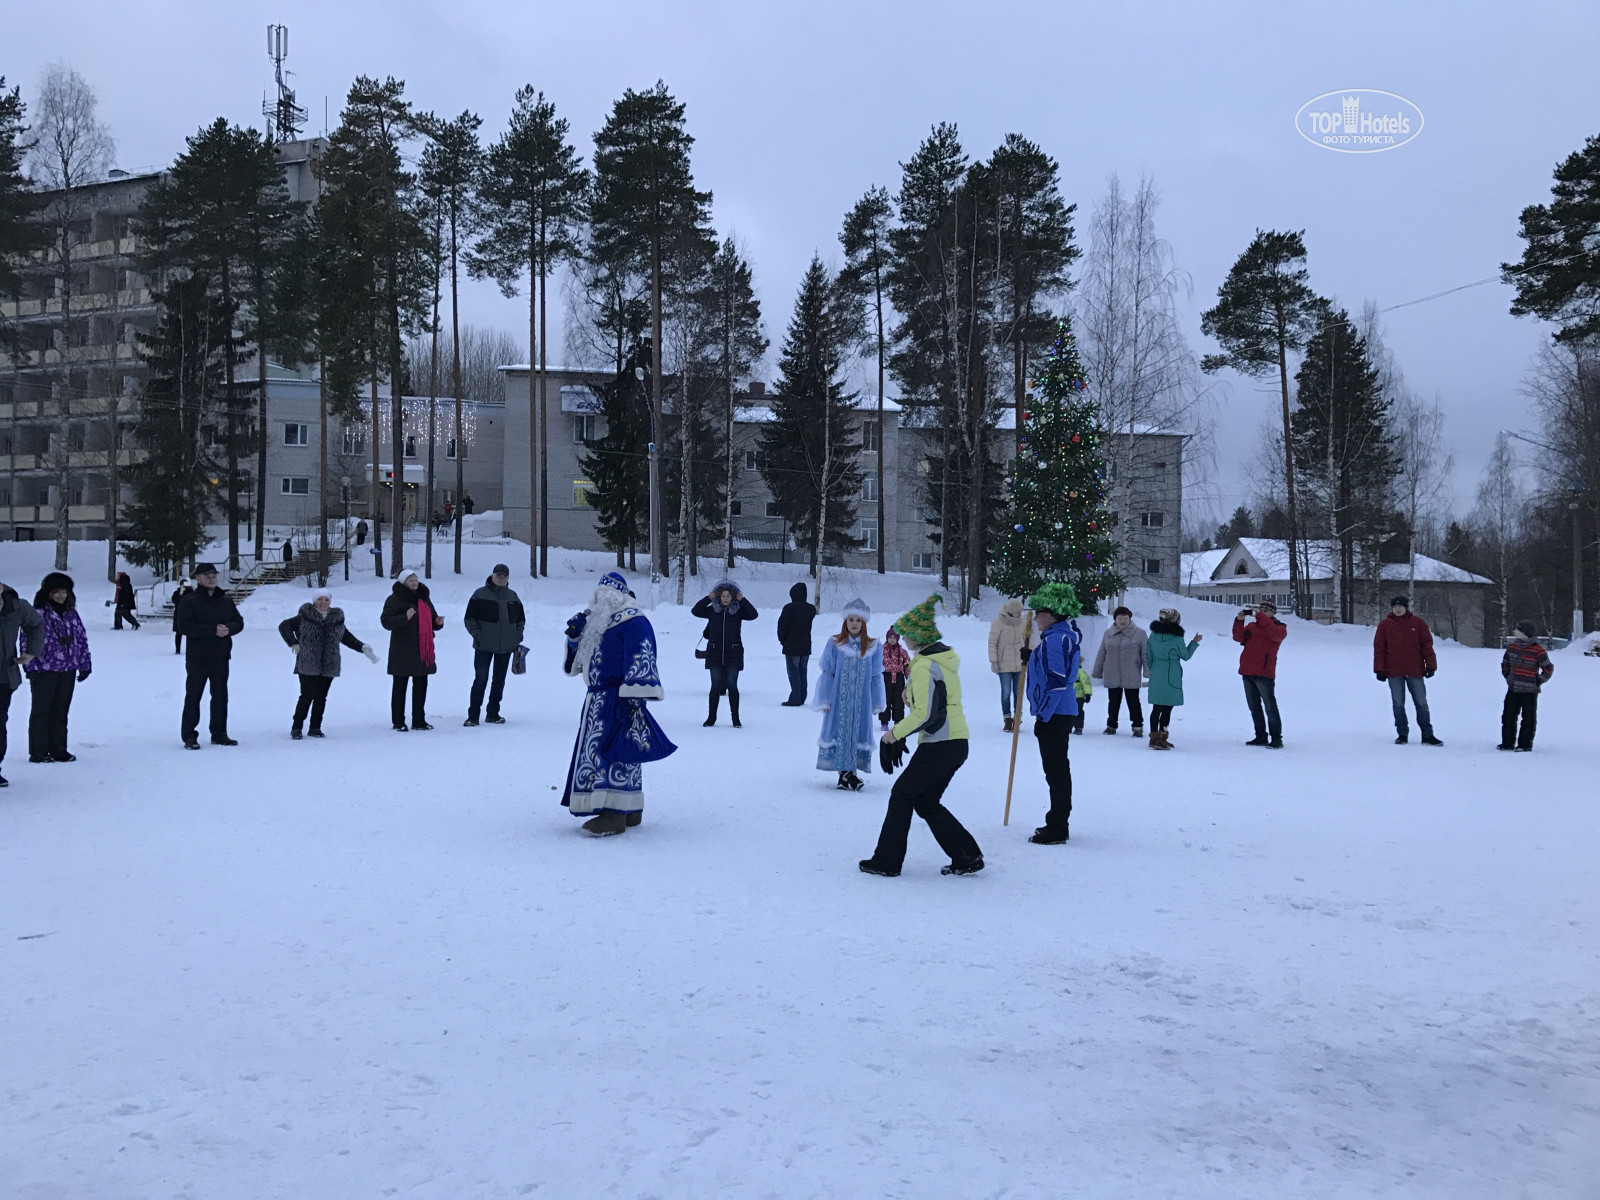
left=25, top=572, right=92, bottom=763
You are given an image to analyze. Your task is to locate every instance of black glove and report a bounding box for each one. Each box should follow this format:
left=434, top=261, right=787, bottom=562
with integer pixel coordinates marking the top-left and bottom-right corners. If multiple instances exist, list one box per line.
left=1424, top=668, right=1434, bottom=679
left=1375, top=672, right=1386, bottom=682
left=879, top=737, right=907, bottom=776
left=77, top=669, right=91, bottom=682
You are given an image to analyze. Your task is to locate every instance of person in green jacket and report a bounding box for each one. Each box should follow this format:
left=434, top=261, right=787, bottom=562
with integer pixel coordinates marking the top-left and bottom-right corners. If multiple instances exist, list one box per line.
left=859, top=594, right=984, bottom=878
left=1071, top=667, right=1092, bottom=734
left=1145, top=607, right=1202, bottom=750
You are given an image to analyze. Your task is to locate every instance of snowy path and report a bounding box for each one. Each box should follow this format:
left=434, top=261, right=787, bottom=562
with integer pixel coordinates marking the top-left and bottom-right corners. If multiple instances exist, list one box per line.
left=2, top=545, right=1596, bottom=1197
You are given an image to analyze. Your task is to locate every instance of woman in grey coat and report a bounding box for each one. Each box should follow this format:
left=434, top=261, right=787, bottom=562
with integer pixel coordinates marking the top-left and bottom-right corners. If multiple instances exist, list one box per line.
left=278, top=587, right=378, bottom=738
left=1091, top=605, right=1148, bottom=736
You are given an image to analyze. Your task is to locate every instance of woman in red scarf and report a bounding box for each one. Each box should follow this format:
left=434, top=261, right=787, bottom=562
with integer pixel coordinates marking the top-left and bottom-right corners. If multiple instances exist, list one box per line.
left=381, top=568, right=445, bottom=731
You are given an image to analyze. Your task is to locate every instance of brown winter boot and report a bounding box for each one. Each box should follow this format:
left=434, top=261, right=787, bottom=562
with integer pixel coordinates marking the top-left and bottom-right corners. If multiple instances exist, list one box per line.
left=1003, top=716, right=1014, bottom=733
left=1151, top=729, right=1172, bottom=750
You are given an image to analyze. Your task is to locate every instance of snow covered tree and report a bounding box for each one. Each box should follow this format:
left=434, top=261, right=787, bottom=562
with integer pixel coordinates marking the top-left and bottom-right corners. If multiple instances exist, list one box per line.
left=991, top=317, right=1122, bottom=609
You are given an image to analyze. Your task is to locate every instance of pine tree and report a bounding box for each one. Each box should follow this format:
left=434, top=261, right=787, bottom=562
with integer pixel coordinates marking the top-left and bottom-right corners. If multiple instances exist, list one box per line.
left=838, top=185, right=894, bottom=573
left=580, top=345, right=652, bottom=567
left=121, top=276, right=238, bottom=575
left=0, top=79, right=47, bottom=356
left=473, top=88, right=588, bottom=577
left=1290, top=304, right=1397, bottom=622
left=991, top=317, right=1122, bottom=608
left=136, top=117, right=298, bottom=570
left=759, top=257, right=862, bottom=575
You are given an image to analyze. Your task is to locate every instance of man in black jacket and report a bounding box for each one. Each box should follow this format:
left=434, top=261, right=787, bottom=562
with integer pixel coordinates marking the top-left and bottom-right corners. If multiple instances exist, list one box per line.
left=1, top=576, right=46, bottom=786
left=176, top=563, right=245, bottom=749
left=776, top=582, right=816, bottom=706
left=462, top=563, right=526, bottom=726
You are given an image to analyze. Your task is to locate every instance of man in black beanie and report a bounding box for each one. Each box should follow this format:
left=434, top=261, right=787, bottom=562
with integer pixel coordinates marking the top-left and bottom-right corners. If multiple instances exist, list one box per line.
left=176, top=564, right=245, bottom=749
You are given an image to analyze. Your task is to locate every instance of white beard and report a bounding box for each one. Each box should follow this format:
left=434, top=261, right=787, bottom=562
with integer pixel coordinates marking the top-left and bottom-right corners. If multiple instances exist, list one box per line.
left=572, top=589, right=629, bottom=680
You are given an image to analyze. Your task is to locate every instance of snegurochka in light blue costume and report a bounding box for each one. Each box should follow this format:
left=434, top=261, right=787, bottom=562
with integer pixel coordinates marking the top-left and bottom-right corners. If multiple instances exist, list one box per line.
left=561, top=572, right=676, bottom=836
left=812, top=596, right=885, bottom=791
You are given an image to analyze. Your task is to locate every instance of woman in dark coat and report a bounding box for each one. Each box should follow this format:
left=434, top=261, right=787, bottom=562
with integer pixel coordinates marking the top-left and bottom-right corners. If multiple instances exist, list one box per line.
left=381, top=567, right=445, bottom=731
left=279, top=586, right=379, bottom=738
left=25, top=572, right=92, bottom=763
left=690, top=578, right=758, bottom=727
left=171, top=578, right=193, bottom=653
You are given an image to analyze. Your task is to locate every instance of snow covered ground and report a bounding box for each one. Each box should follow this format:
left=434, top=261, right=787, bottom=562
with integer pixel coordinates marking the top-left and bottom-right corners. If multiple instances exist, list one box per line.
left=2, top=541, right=1596, bottom=1198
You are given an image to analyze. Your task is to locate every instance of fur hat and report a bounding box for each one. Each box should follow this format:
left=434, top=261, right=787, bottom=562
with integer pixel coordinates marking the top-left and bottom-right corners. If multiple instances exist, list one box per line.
left=591, top=571, right=633, bottom=610
left=842, top=596, right=870, bottom=620
left=311, top=586, right=334, bottom=602
left=1158, top=607, right=1181, bottom=624
left=1026, top=581, right=1082, bottom=618
left=894, top=594, right=944, bottom=645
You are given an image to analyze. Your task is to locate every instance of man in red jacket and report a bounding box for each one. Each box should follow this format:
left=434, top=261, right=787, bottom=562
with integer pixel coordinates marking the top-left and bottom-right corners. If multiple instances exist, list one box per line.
left=1233, top=599, right=1287, bottom=747
left=1373, top=595, right=1442, bottom=746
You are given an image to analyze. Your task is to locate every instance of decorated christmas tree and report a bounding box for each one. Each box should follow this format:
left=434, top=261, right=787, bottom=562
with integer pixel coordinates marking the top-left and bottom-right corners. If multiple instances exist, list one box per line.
left=990, top=317, right=1124, bottom=610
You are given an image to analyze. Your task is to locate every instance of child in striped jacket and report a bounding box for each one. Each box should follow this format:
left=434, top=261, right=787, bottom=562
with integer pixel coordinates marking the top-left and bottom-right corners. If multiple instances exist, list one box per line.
left=1500, top=620, right=1554, bottom=751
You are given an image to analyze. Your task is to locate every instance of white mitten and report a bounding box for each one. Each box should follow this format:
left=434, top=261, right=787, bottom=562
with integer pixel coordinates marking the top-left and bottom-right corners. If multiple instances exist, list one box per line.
left=362, top=644, right=379, bottom=663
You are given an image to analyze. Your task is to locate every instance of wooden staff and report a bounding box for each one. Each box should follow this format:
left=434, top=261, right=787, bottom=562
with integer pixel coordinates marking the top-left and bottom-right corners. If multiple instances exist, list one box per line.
left=1002, top=608, right=1034, bottom=826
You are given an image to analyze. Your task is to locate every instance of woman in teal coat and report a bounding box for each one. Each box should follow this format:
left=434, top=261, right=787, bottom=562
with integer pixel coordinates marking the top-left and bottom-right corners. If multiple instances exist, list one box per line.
left=1145, top=607, right=1202, bottom=750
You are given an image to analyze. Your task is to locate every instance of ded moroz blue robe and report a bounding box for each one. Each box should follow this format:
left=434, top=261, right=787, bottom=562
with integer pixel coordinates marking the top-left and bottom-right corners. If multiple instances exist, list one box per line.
left=561, top=605, right=675, bottom=816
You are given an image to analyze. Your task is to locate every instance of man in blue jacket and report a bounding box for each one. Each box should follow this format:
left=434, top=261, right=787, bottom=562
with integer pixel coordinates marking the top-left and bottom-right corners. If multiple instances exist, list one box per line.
left=1024, top=582, right=1083, bottom=845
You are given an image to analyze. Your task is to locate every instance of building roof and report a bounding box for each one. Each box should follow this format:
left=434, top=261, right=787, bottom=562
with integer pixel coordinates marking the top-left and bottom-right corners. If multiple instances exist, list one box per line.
left=1183, top=538, right=1492, bottom=587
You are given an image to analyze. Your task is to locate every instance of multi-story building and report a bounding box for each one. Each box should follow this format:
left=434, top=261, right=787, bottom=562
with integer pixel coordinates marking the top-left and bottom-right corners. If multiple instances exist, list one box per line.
left=0, top=140, right=323, bottom=543
left=500, top=367, right=1184, bottom=585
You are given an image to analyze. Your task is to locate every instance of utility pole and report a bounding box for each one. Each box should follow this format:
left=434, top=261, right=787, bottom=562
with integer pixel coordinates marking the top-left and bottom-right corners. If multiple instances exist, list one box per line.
left=1570, top=499, right=1584, bottom=639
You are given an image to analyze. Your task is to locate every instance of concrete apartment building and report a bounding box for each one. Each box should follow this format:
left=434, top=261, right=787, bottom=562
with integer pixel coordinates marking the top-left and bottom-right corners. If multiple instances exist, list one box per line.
left=500, top=367, right=1185, bottom=585
left=0, top=140, right=323, bottom=543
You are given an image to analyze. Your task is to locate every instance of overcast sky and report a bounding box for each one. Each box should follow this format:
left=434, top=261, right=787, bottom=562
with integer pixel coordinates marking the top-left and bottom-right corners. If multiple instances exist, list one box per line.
left=10, top=0, right=1599, bottom=529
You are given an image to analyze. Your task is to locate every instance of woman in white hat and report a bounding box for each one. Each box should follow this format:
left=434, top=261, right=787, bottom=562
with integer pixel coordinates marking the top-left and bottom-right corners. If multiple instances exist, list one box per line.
left=813, top=597, right=885, bottom=791
left=278, top=586, right=379, bottom=738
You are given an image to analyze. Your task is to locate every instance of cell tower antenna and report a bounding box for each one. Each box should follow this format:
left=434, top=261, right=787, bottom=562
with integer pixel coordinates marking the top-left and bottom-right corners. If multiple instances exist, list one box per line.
left=264, top=23, right=307, bottom=142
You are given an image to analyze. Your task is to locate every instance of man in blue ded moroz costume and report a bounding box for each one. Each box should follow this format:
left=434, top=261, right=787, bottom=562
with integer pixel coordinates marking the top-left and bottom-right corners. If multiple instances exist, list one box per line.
left=561, top=572, right=676, bottom=835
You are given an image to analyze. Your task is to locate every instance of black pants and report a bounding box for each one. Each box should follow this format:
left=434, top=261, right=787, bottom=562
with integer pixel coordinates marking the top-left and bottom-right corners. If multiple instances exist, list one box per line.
left=1242, top=675, right=1281, bottom=740
left=114, top=604, right=140, bottom=630
left=880, top=675, right=906, bottom=725
left=1149, top=704, right=1173, bottom=732
left=183, top=655, right=231, bottom=740
left=469, top=650, right=512, bottom=719
left=173, top=631, right=183, bottom=654
left=784, top=654, right=809, bottom=704
left=28, top=671, right=77, bottom=760
left=708, top=664, right=740, bottom=699
left=392, top=674, right=429, bottom=727
left=1035, top=714, right=1073, bottom=834
left=1501, top=690, right=1538, bottom=749
left=1106, top=687, right=1143, bottom=729
left=293, top=674, right=334, bottom=731
left=0, top=681, right=11, bottom=766
left=871, top=740, right=982, bottom=871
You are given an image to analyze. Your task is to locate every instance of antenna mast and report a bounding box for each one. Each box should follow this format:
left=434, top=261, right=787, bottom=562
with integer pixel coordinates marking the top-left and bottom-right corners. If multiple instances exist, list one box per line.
left=264, top=24, right=307, bottom=143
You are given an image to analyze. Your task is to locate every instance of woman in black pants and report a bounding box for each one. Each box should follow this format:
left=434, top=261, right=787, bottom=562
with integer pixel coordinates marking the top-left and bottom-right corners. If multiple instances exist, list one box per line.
left=279, top=587, right=379, bottom=738
left=381, top=568, right=445, bottom=731
left=691, top=579, right=758, bottom=727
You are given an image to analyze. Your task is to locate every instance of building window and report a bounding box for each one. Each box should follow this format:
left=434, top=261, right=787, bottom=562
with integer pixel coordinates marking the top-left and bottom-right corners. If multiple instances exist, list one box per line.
left=1152, top=461, right=1167, bottom=471
left=730, top=500, right=742, bottom=516
left=765, top=501, right=780, bottom=518
left=342, top=428, right=365, bottom=455
left=284, top=422, right=310, bottom=446
left=859, top=518, right=878, bottom=551
left=573, top=479, right=593, bottom=508
left=1142, top=559, right=1162, bottom=574
left=573, top=414, right=596, bottom=443
left=745, top=450, right=759, bottom=470
left=861, top=475, right=877, bottom=502
left=0, top=486, right=8, bottom=505
left=446, top=437, right=467, bottom=461
left=68, top=428, right=86, bottom=451
left=860, top=419, right=880, bottom=453
left=1140, top=512, right=1164, bottom=528
left=1234, top=562, right=1250, bottom=576
left=912, top=551, right=937, bottom=570
left=404, top=435, right=418, bottom=459
left=280, top=476, right=311, bottom=496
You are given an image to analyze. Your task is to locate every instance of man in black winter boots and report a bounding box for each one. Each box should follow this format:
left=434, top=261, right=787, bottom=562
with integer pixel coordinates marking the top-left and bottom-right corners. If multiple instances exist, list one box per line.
left=176, top=564, right=244, bottom=749
left=776, top=582, right=816, bottom=705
